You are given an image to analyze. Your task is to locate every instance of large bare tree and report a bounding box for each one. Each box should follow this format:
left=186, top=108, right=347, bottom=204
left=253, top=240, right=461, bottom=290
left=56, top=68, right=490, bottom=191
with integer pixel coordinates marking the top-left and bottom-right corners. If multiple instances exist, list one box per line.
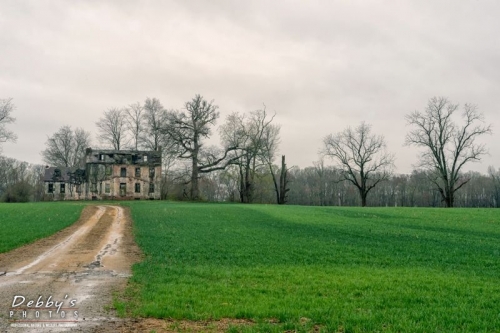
left=323, top=122, right=394, bottom=207
left=220, top=108, right=280, bottom=203
left=164, top=94, right=237, bottom=200
left=124, top=102, right=144, bottom=150
left=41, top=126, right=92, bottom=167
left=405, top=97, right=492, bottom=207
left=0, top=98, right=17, bottom=150
left=142, top=97, right=169, bottom=151
left=96, top=108, right=127, bottom=150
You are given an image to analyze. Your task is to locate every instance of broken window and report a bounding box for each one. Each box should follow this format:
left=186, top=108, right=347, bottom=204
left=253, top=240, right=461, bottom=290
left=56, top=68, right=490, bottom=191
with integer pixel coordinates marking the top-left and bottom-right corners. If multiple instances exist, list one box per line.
left=105, top=165, right=112, bottom=176
left=99, top=154, right=104, bottom=161
left=149, top=167, right=155, bottom=178
left=48, top=183, right=54, bottom=193
left=144, top=155, right=148, bottom=162
left=60, top=183, right=65, bottom=194
left=149, top=183, right=155, bottom=193
left=120, top=183, right=126, bottom=196
left=135, top=167, right=141, bottom=177
left=105, top=183, right=110, bottom=194
left=91, top=182, right=97, bottom=192
left=120, top=167, right=126, bottom=177
left=135, top=183, right=141, bottom=193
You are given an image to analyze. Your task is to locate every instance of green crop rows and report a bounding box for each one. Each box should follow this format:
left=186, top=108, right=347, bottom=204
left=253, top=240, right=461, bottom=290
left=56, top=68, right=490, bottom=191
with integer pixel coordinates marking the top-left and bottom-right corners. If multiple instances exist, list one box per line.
left=0, top=202, right=85, bottom=253
left=117, top=202, right=500, bottom=332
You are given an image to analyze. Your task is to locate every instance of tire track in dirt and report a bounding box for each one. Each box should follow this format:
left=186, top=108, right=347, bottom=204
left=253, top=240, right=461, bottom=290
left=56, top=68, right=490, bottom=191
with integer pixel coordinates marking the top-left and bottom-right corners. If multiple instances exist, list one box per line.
left=0, top=205, right=141, bottom=333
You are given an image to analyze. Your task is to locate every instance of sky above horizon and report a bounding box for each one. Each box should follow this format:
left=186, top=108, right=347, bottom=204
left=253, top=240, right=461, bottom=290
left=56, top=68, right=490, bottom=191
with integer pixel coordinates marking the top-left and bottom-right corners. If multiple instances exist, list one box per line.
left=1, top=0, right=499, bottom=174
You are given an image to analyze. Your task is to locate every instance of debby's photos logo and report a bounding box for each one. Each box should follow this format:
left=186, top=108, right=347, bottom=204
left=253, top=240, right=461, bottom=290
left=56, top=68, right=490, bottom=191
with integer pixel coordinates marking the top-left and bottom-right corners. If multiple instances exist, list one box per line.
left=9, top=294, right=79, bottom=328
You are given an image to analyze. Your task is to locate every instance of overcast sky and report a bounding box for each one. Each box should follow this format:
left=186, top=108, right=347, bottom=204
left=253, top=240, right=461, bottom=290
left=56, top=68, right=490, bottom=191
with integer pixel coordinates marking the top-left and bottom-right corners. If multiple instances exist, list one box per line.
left=1, top=0, right=499, bottom=173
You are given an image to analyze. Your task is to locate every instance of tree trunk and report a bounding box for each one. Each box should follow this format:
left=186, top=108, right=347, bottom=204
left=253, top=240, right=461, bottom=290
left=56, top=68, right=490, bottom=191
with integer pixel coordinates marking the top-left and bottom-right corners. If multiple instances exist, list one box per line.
left=360, top=189, right=367, bottom=207
left=191, top=152, right=199, bottom=200
left=445, top=192, right=454, bottom=207
left=278, top=155, right=289, bottom=205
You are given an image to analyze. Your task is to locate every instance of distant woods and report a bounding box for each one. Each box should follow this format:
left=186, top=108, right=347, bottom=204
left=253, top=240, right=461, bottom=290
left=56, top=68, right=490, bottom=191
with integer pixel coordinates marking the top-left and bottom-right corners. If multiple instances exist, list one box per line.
left=1, top=95, right=497, bottom=206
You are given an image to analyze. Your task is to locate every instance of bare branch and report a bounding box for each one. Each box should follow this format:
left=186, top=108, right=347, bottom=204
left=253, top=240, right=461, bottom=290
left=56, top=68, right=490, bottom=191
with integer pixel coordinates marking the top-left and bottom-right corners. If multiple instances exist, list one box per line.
left=405, top=97, right=492, bottom=207
left=323, top=122, right=394, bottom=206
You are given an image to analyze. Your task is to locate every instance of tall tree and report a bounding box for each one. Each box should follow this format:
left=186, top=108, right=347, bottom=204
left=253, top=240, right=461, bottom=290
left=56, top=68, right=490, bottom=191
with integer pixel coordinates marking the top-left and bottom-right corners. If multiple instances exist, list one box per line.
left=0, top=98, right=17, bottom=150
left=164, top=94, right=237, bottom=200
left=323, top=122, right=394, bottom=207
left=142, top=98, right=168, bottom=151
left=96, top=108, right=127, bottom=150
left=405, top=97, right=492, bottom=207
left=41, top=126, right=92, bottom=167
left=220, top=108, right=280, bottom=203
left=124, top=102, right=144, bottom=150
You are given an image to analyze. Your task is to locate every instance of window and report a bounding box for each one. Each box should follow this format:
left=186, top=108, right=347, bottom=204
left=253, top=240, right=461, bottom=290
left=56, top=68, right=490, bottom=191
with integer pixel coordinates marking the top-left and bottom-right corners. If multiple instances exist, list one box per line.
left=48, top=183, right=54, bottom=193
left=135, top=167, right=141, bottom=177
left=149, top=167, right=155, bottom=177
left=91, top=182, right=97, bottom=192
left=120, top=167, right=126, bottom=177
left=149, top=183, right=155, bottom=193
left=105, top=183, right=110, bottom=194
left=105, top=165, right=112, bottom=176
left=144, top=155, right=148, bottom=162
left=60, top=183, right=65, bottom=194
left=99, top=154, right=104, bottom=161
left=120, top=183, right=126, bottom=196
left=135, top=183, right=141, bottom=193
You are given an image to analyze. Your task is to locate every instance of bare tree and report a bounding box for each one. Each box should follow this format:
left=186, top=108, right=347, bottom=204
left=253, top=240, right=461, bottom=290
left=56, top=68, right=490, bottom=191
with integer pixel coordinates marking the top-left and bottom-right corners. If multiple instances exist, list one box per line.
left=142, top=98, right=168, bottom=151
left=41, top=126, right=92, bottom=167
left=405, top=97, right=492, bottom=207
left=220, top=108, right=280, bottom=203
left=0, top=98, right=17, bottom=150
left=73, top=128, right=92, bottom=166
left=124, top=102, right=144, bottom=150
left=164, top=94, right=237, bottom=200
left=96, top=108, right=127, bottom=150
left=323, top=122, right=394, bottom=207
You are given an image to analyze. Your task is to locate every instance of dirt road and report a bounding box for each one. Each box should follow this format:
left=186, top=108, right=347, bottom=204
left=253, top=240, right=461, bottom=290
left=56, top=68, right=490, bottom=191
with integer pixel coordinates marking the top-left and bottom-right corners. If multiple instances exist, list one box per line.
left=0, top=205, right=140, bottom=333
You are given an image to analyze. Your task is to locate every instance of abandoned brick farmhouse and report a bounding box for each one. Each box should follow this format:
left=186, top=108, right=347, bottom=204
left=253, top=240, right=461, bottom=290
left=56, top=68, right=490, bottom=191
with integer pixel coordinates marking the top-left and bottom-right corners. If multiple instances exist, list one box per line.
left=43, top=148, right=162, bottom=200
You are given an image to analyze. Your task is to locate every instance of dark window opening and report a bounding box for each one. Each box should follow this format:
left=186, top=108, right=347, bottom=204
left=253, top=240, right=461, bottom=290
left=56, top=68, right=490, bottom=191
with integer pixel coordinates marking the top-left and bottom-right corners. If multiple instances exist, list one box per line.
left=135, top=167, right=141, bottom=177
left=120, top=167, right=126, bottom=177
left=144, top=155, right=148, bottom=162
left=99, top=154, right=104, bottom=161
left=60, top=183, right=65, bottom=194
left=149, top=183, right=155, bottom=193
left=105, top=183, right=110, bottom=193
left=120, top=183, right=126, bottom=196
left=149, top=167, right=155, bottom=178
left=48, top=183, right=54, bottom=193
left=105, top=166, right=112, bottom=176
left=135, top=183, right=141, bottom=193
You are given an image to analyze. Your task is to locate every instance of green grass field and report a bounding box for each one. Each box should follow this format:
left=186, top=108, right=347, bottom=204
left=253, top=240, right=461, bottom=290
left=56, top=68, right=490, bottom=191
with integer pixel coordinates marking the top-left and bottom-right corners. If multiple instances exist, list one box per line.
left=1, top=201, right=499, bottom=331
left=0, top=202, right=85, bottom=253
left=117, top=202, right=500, bottom=332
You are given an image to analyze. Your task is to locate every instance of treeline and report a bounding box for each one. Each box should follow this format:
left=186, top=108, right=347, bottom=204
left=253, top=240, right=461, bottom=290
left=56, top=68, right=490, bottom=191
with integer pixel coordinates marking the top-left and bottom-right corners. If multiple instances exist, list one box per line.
left=1, top=95, right=499, bottom=207
left=0, top=156, right=45, bottom=202
left=163, top=163, right=500, bottom=208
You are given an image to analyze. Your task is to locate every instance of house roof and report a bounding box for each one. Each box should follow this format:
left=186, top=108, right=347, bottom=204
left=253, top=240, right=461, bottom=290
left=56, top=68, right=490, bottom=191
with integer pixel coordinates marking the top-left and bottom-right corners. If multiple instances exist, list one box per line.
left=43, top=167, right=73, bottom=182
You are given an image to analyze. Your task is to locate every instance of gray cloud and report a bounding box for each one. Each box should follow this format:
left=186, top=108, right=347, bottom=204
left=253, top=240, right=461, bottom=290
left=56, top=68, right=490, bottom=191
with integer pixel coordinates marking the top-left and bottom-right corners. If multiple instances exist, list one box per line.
left=1, top=0, right=499, bottom=173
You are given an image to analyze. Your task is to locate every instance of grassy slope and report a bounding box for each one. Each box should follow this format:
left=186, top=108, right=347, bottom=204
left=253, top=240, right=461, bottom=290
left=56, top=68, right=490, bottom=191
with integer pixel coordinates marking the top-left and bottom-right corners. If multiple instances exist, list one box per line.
left=0, top=202, right=86, bottom=253
left=121, top=202, right=500, bottom=332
